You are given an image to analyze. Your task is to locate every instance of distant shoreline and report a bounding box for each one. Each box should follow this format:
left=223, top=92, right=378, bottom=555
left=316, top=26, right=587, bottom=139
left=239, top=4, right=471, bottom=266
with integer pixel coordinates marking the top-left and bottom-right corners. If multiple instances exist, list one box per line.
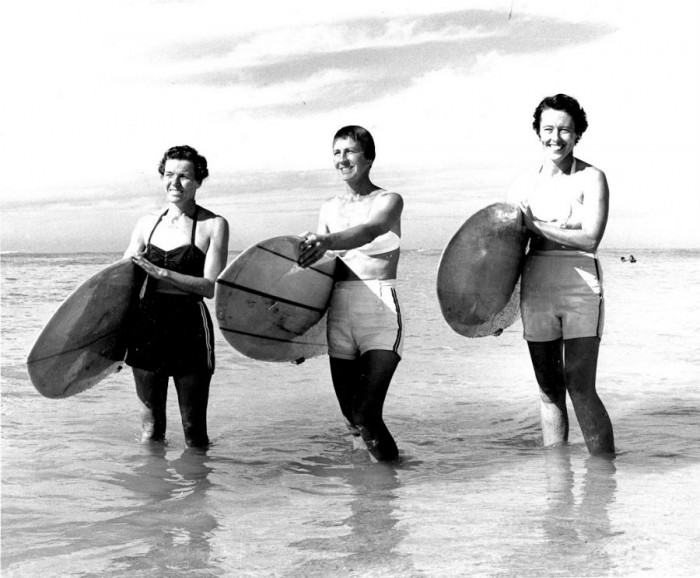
left=3, top=248, right=700, bottom=259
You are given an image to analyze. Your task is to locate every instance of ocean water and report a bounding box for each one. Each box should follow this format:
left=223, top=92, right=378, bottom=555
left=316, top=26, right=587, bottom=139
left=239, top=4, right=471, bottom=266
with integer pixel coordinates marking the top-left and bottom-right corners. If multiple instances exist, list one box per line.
left=2, top=249, right=699, bottom=577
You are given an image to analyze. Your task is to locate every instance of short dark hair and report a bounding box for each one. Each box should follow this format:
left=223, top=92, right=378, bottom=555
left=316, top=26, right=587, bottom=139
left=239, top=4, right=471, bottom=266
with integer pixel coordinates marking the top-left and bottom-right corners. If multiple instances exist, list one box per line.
left=333, top=125, right=376, bottom=161
left=158, top=145, right=209, bottom=183
left=532, top=94, right=588, bottom=143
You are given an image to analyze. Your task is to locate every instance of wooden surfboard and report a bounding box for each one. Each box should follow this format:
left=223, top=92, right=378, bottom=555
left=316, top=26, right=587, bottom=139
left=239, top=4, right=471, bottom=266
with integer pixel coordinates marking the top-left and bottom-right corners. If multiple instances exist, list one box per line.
left=215, top=236, right=336, bottom=362
left=27, top=259, right=139, bottom=398
left=437, top=203, right=528, bottom=337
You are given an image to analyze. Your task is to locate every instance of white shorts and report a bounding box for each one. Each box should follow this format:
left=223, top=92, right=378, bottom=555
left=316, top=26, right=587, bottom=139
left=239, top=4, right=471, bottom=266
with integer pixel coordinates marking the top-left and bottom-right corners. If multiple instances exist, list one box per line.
left=327, top=280, right=404, bottom=360
left=521, top=250, right=604, bottom=342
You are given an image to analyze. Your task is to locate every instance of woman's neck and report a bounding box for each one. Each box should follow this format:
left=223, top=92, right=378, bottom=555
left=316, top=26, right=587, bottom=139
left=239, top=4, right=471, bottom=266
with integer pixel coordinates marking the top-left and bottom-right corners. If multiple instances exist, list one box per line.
left=344, top=178, right=380, bottom=198
left=167, top=201, right=197, bottom=218
left=541, top=154, right=575, bottom=177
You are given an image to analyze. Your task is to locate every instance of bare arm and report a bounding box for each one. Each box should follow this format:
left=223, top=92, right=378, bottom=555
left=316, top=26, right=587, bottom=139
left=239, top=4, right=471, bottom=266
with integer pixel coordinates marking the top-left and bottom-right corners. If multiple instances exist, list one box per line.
left=123, top=215, right=150, bottom=258
left=523, top=169, right=609, bottom=252
left=131, top=216, right=230, bottom=299
left=299, top=192, right=403, bottom=267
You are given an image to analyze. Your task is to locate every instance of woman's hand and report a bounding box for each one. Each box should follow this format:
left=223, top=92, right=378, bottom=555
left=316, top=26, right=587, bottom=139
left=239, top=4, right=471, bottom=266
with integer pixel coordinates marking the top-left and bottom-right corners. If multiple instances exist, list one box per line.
left=519, top=202, right=544, bottom=236
left=298, top=232, right=332, bottom=268
left=132, top=251, right=168, bottom=280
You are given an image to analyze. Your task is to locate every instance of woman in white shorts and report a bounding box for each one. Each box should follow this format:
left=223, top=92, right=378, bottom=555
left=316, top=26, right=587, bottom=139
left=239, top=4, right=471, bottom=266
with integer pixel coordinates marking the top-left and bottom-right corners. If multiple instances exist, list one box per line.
left=299, top=126, right=403, bottom=462
left=508, top=94, right=615, bottom=456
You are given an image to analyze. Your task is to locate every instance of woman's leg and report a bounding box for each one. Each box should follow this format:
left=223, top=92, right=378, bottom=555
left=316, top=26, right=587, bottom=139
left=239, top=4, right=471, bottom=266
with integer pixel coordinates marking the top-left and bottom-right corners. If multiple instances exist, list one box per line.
left=173, top=373, right=211, bottom=448
left=330, top=351, right=400, bottom=462
left=527, top=339, right=569, bottom=446
left=564, top=337, right=615, bottom=456
left=330, top=357, right=362, bottom=436
left=133, top=368, right=168, bottom=442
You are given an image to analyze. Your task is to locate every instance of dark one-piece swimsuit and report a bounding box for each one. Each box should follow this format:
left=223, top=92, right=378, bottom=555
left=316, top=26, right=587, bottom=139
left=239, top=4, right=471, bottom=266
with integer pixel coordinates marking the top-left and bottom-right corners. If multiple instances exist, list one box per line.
left=125, top=206, right=215, bottom=375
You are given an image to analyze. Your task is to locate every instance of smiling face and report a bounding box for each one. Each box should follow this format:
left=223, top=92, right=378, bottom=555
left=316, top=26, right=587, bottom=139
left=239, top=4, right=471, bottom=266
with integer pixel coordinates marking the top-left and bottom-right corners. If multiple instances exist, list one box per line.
left=538, top=108, right=578, bottom=165
left=162, top=159, right=201, bottom=206
left=333, top=137, right=373, bottom=185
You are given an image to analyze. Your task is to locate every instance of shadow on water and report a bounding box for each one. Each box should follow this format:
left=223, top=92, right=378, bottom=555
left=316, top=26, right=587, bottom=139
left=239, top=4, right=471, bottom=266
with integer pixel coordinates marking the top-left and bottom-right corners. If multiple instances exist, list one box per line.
left=284, top=454, right=420, bottom=577
left=95, top=444, right=221, bottom=577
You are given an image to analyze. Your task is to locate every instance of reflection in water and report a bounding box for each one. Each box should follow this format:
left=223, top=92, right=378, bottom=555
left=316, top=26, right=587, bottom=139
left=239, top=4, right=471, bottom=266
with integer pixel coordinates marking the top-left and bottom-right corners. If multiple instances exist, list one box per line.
left=288, top=458, right=417, bottom=576
left=101, top=444, right=220, bottom=576
left=522, top=448, right=619, bottom=576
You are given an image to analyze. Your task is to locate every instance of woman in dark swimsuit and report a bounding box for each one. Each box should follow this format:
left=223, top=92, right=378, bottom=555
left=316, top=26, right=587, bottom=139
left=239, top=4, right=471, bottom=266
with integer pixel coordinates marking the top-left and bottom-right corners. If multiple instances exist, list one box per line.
left=124, top=145, right=229, bottom=448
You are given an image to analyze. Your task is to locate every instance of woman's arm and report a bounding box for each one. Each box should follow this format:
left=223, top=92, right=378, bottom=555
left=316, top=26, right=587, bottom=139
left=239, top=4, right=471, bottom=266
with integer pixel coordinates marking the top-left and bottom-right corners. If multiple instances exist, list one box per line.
left=299, top=193, right=403, bottom=267
left=123, top=215, right=149, bottom=258
left=523, top=168, right=609, bottom=252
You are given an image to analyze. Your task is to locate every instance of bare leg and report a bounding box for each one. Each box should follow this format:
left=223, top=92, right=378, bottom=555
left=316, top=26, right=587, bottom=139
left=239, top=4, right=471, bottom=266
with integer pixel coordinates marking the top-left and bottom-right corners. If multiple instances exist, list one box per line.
left=173, top=373, right=211, bottom=448
left=564, top=337, right=615, bottom=456
left=133, top=368, right=168, bottom=442
left=330, top=350, right=400, bottom=462
left=527, top=340, right=569, bottom=446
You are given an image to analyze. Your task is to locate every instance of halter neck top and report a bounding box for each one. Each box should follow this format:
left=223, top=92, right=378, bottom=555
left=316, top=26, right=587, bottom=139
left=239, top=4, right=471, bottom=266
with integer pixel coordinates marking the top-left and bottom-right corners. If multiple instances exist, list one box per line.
left=146, top=206, right=206, bottom=277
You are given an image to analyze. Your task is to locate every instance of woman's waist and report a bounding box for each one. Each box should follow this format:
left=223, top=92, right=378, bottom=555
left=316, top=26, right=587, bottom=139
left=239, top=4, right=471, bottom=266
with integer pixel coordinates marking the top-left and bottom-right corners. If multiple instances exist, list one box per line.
left=334, top=278, right=397, bottom=289
left=331, top=278, right=399, bottom=304
left=335, top=254, right=399, bottom=281
left=528, top=236, right=596, bottom=258
left=143, top=285, right=203, bottom=302
left=528, top=249, right=597, bottom=259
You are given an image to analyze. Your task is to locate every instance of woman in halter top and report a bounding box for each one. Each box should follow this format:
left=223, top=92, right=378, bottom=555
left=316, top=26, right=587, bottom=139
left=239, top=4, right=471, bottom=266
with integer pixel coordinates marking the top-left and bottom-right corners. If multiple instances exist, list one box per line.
left=507, top=94, right=615, bottom=456
left=123, top=145, right=229, bottom=448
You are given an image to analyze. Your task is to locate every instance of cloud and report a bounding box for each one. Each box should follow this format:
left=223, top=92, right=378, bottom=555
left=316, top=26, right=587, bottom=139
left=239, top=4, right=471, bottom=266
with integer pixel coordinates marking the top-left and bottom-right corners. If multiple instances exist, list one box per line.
left=149, top=11, right=612, bottom=115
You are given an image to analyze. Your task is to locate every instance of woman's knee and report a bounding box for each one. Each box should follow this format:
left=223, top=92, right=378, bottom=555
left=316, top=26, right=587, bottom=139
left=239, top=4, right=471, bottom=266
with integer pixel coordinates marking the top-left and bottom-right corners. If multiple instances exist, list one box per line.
left=351, top=404, right=381, bottom=434
left=539, top=386, right=565, bottom=405
left=564, top=360, right=598, bottom=399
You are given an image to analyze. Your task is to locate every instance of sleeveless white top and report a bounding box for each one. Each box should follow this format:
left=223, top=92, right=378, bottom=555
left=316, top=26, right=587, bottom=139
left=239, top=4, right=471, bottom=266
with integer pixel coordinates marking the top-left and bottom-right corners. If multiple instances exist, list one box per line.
left=353, top=230, right=401, bottom=256
left=527, top=158, right=584, bottom=229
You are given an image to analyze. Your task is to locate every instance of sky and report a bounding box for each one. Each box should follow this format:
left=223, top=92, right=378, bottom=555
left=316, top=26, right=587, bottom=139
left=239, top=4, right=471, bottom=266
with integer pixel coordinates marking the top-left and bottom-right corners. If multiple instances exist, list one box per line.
left=2, top=0, right=699, bottom=253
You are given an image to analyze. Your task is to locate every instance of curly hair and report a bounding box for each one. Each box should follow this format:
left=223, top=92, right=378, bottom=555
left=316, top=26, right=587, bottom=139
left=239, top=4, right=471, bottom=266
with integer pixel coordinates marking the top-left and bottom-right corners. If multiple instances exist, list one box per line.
left=532, top=94, right=588, bottom=143
left=158, top=145, right=209, bottom=183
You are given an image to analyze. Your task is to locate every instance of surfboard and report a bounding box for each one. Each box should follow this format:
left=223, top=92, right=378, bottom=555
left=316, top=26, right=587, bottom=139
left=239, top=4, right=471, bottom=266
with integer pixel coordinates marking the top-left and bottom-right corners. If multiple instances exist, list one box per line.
left=437, top=202, right=528, bottom=337
left=215, top=235, right=336, bottom=362
left=27, top=259, right=139, bottom=398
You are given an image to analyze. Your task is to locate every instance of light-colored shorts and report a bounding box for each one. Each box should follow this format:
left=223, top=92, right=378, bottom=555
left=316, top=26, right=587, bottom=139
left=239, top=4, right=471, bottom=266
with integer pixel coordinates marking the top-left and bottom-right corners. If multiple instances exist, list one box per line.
left=327, top=280, right=404, bottom=360
left=521, top=250, right=604, bottom=342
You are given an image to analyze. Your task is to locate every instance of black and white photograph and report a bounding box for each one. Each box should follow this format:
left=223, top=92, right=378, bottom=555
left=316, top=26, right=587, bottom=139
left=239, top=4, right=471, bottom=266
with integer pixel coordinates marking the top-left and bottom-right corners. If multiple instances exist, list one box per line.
left=2, top=1, right=699, bottom=576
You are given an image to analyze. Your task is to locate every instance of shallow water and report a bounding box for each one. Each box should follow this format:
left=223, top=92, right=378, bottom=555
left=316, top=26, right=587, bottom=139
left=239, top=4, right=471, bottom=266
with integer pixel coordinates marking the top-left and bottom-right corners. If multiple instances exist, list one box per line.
left=2, top=250, right=700, bottom=576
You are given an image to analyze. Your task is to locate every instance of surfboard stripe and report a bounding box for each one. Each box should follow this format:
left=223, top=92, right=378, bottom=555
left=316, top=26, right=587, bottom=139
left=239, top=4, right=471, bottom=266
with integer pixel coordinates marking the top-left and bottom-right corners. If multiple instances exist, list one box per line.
left=391, top=288, right=403, bottom=354
left=256, top=244, right=335, bottom=278
left=216, top=279, right=327, bottom=313
left=27, top=329, right=123, bottom=363
left=220, top=326, right=327, bottom=347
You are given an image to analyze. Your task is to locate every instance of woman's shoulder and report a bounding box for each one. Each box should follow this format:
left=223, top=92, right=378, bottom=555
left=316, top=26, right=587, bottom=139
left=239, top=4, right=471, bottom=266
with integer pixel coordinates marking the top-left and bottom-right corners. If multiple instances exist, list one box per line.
left=373, top=189, right=403, bottom=206
left=574, top=160, right=609, bottom=199
left=575, top=158, right=605, bottom=178
left=195, top=205, right=229, bottom=236
left=196, top=205, right=226, bottom=222
left=135, top=210, right=162, bottom=230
